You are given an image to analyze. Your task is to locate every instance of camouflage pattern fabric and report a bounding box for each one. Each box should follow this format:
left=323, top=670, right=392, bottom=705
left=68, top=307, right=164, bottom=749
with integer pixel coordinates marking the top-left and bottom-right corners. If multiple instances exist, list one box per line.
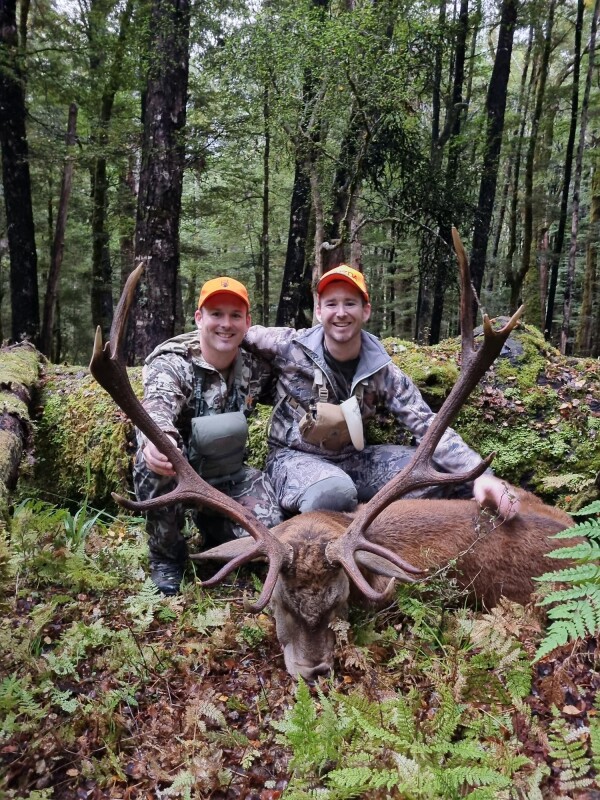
left=138, top=331, right=275, bottom=449
left=133, top=450, right=284, bottom=558
left=244, top=325, right=486, bottom=491
left=133, top=331, right=283, bottom=562
left=267, top=445, right=473, bottom=515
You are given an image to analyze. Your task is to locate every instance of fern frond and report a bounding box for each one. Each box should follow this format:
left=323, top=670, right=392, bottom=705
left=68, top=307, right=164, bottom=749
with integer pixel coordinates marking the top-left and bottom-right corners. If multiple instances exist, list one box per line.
left=535, top=563, right=600, bottom=583
left=534, top=599, right=600, bottom=661
left=573, top=500, right=600, bottom=515
left=325, top=765, right=398, bottom=794
left=447, top=764, right=512, bottom=789
left=548, top=712, right=594, bottom=789
left=551, top=519, right=600, bottom=539
left=537, top=584, right=600, bottom=606
left=192, top=603, right=230, bottom=635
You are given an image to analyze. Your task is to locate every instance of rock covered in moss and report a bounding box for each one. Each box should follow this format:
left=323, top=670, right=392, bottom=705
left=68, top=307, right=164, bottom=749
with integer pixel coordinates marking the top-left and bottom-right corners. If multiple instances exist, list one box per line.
left=383, top=322, right=599, bottom=510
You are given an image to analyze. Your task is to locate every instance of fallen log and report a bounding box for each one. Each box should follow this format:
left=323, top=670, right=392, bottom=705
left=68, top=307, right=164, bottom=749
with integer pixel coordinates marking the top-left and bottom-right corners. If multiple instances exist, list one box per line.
left=0, top=342, right=41, bottom=518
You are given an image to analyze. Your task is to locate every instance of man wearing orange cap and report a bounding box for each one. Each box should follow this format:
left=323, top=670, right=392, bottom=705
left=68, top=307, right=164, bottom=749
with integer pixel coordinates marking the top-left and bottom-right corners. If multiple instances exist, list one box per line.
left=133, top=276, right=283, bottom=594
left=245, top=264, right=518, bottom=520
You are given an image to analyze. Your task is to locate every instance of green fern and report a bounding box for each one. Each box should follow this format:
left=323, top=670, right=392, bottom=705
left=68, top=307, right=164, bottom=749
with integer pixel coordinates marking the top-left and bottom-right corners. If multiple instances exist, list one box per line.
left=0, top=673, right=45, bottom=736
left=534, top=502, right=600, bottom=661
left=547, top=709, right=595, bottom=791
left=125, top=577, right=167, bottom=630
left=274, top=677, right=533, bottom=798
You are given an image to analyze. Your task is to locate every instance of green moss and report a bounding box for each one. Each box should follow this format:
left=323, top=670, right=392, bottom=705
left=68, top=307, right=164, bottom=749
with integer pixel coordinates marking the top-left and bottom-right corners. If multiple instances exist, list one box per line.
left=0, top=389, right=30, bottom=417
left=381, top=337, right=459, bottom=407
left=247, top=404, right=271, bottom=470
left=30, top=365, right=142, bottom=507
left=0, top=345, right=40, bottom=389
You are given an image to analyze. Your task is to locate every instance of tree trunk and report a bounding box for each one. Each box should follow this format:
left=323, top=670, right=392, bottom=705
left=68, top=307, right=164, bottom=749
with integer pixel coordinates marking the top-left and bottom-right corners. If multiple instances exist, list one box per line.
left=40, top=103, right=78, bottom=360
left=88, top=0, right=134, bottom=341
left=469, top=0, right=517, bottom=303
left=130, top=0, right=191, bottom=364
left=118, top=155, right=136, bottom=292
left=576, top=143, right=600, bottom=356
left=560, top=0, right=599, bottom=355
left=509, top=4, right=555, bottom=316
left=493, top=22, right=533, bottom=263
left=430, top=0, right=469, bottom=344
left=544, top=0, right=584, bottom=341
left=275, top=156, right=313, bottom=327
left=0, top=0, right=40, bottom=344
left=256, top=84, right=270, bottom=326
left=0, top=341, right=40, bottom=517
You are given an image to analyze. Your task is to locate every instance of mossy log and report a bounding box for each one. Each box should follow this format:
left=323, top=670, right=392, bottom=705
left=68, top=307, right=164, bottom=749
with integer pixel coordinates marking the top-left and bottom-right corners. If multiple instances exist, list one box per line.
left=0, top=343, right=42, bottom=519
left=27, top=323, right=600, bottom=513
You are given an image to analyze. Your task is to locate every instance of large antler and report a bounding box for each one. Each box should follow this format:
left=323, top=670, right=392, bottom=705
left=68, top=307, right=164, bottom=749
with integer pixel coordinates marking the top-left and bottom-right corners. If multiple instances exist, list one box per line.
left=326, top=227, right=525, bottom=601
left=89, top=263, right=293, bottom=610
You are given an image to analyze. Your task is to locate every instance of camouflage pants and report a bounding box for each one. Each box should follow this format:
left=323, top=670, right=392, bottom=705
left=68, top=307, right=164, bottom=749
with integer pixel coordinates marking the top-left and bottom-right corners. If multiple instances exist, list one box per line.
left=266, top=445, right=474, bottom=515
left=133, top=449, right=285, bottom=563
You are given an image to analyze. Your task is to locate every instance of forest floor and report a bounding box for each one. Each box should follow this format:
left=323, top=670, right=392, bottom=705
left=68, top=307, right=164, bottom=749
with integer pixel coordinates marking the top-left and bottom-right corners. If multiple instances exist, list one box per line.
left=1, top=502, right=600, bottom=800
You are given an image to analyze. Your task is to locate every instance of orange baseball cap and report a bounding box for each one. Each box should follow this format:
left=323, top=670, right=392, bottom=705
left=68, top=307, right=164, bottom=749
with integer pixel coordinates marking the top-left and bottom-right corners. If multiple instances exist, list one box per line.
left=317, top=265, right=369, bottom=303
left=197, top=276, right=250, bottom=309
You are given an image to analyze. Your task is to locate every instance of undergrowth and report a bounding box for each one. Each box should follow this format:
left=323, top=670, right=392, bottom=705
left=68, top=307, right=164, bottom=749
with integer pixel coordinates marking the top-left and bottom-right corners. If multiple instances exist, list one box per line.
left=1, top=498, right=600, bottom=798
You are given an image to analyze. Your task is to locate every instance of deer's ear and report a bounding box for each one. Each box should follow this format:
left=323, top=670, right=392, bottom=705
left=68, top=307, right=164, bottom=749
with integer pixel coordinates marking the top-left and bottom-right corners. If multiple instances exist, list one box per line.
left=190, top=537, right=265, bottom=563
left=355, top=551, right=419, bottom=584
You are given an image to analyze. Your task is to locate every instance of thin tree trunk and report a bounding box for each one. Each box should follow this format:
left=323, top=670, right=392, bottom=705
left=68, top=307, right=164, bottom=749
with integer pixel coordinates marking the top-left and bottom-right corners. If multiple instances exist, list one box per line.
left=430, top=0, right=468, bottom=344
left=493, top=23, right=534, bottom=262
left=430, top=0, right=446, bottom=168
left=88, top=0, right=134, bottom=340
left=506, top=2, right=555, bottom=314
left=130, top=0, right=191, bottom=363
left=275, top=156, right=313, bottom=326
left=118, top=155, right=136, bottom=291
left=0, top=0, right=39, bottom=343
left=544, top=0, right=585, bottom=340
left=256, top=84, right=270, bottom=326
left=469, top=0, right=517, bottom=304
left=560, top=0, right=599, bottom=354
left=40, top=102, right=78, bottom=359
left=576, top=142, right=599, bottom=356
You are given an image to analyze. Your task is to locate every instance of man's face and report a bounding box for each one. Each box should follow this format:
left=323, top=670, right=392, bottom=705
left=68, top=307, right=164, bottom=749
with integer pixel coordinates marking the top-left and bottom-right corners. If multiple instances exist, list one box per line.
left=194, top=295, right=250, bottom=366
left=316, top=281, right=371, bottom=356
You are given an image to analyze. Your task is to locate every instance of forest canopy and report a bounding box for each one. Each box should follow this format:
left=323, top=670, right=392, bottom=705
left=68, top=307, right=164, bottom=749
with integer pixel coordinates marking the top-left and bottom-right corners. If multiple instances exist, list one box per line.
left=0, top=0, right=599, bottom=363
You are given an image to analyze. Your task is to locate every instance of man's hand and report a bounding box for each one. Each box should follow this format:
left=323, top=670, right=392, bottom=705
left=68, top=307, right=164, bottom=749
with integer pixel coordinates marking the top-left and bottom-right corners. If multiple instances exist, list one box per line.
left=142, top=434, right=178, bottom=477
left=473, top=474, right=520, bottom=521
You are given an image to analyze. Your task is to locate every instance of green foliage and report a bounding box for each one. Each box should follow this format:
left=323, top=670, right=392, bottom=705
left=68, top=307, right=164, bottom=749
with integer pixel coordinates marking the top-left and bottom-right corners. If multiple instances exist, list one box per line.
left=8, top=497, right=127, bottom=591
left=274, top=676, right=531, bottom=799
left=534, top=503, right=600, bottom=660
left=547, top=709, right=595, bottom=791
left=125, top=578, right=184, bottom=631
left=0, top=673, right=45, bottom=738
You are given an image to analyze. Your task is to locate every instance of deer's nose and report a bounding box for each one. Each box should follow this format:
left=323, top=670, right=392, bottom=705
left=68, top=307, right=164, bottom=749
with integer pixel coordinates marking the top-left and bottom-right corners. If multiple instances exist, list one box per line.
left=297, top=661, right=332, bottom=682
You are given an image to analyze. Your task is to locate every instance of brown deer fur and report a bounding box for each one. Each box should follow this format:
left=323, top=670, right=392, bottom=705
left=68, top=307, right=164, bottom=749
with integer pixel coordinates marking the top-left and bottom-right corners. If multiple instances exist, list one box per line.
left=197, top=488, right=574, bottom=679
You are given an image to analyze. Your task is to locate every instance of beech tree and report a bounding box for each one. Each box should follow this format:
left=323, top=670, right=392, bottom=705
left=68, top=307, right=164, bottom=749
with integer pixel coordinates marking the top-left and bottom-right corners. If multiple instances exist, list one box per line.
left=129, top=0, right=191, bottom=363
left=469, top=0, right=518, bottom=304
left=0, top=0, right=40, bottom=343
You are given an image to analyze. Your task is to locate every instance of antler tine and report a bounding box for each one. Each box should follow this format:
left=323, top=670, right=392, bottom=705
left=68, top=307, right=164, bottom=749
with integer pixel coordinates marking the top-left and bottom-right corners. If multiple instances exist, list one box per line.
left=89, top=264, right=293, bottom=591
left=326, top=226, right=525, bottom=597
left=195, top=541, right=292, bottom=612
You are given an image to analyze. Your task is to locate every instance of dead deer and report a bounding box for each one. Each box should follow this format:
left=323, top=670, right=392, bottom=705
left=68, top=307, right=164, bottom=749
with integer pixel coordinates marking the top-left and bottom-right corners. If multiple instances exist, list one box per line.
left=90, top=229, right=573, bottom=681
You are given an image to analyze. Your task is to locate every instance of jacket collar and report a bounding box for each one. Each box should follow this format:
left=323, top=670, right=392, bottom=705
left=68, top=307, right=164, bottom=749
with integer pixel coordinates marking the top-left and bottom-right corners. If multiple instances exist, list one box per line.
left=294, top=325, right=391, bottom=386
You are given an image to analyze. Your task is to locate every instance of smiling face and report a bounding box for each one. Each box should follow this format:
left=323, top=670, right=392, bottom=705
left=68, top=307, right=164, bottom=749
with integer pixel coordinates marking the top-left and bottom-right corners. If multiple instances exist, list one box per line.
left=194, top=294, right=250, bottom=370
left=316, top=281, right=371, bottom=360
